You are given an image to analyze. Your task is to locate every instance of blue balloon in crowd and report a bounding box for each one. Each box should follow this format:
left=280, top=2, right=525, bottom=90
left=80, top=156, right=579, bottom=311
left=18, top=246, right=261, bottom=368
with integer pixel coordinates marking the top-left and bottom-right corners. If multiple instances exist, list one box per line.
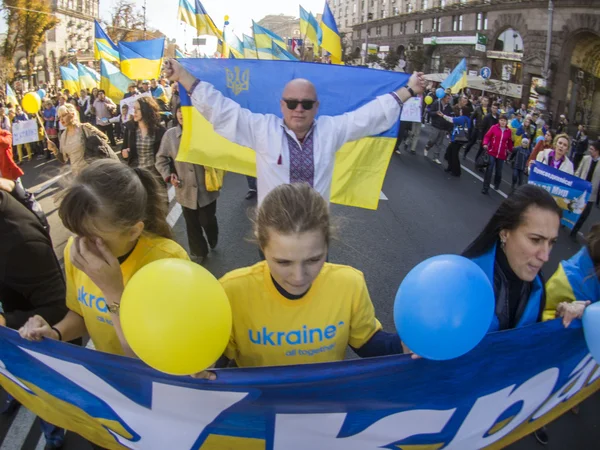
left=224, top=21, right=230, bottom=25
left=435, top=88, right=446, bottom=99
left=393, top=255, right=495, bottom=360
left=583, top=302, right=600, bottom=364
left=37, top=89, right=46, bottom=99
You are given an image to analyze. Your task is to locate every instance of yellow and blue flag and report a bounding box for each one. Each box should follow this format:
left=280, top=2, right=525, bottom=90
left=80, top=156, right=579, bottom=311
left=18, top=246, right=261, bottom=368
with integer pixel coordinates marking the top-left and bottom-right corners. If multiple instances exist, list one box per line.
left=77, top=63, right=98, bottom=90
left=272, top=42, right=299, bottom=61
left=252, top=21, right=286, bottom=50
left=94, top=20, right=119, bottom=64
left=194, top=0, right=222, bottom=38
left=6, top=83, right=18, bottom=106
left=300, top=6, right=322, bottom=45
left=100, top=59, right=133, bottom=102
left=59, top=65, right=80, bottom=94
left=320, top=1, right=342, bottom=64
left=243, top=34, right=258, bottom=59
left=177, top=59, right=410, bottom=210
left=177, top=0, right=196, bottom=28
left=441, top=58, right=468, bottom=94
left=223, top=29, right=244, bottom=59
left=119, top=37, right=165, bottom=80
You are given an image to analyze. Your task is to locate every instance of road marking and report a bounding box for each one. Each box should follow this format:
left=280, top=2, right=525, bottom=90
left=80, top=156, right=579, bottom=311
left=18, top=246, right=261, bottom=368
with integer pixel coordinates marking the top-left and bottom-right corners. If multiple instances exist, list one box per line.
left=460, top=165, right=508, bottom=199
left=379, top=191, right=388, bottom=200
left=167, top=203, right=182, bottom=228
left=31, top=173, right=69, bottom=195
left=35, top=435, right=46, bottom=450
left=168, top=186, right=175, bottom=202
left=0, top=408, right=36, bottom=450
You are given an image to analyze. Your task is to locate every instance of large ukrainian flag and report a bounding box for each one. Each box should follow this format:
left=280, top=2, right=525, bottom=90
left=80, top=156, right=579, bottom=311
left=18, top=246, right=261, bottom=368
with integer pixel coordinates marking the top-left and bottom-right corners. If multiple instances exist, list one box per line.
left=441, top=58, right=468, bottom=94
left=252, top=21, right=286, bottom=50
left=177, top=59, right=409, bottom=210
left=223, top=29, right=244, bottom=59
left=94, top=20, right=119, bottom=64
left=320, top=1, right=342, bottom=64
left=59, top=65, right=80, bottom=94
left=194, top=0, right=222, bottom=38
left=119, top=38, right=165, bottom=80
left=100, top=60, right=133, bottom=102
left=77, top=63, right=97, bottom=90
left=243, top=34, right=258, bottom=59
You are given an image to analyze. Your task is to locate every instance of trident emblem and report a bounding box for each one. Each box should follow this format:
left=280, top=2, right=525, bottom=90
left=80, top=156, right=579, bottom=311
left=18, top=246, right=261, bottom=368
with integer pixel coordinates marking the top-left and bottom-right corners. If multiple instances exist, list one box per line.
left=225, top=67, right=250, bottom=96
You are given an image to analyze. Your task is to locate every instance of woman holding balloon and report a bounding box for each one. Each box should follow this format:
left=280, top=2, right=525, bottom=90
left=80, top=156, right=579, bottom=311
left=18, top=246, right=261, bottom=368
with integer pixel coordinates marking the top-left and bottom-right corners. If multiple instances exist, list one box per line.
left=19, top=159, right=189, bottom=358
left=217, top=183, right=402, bottom=370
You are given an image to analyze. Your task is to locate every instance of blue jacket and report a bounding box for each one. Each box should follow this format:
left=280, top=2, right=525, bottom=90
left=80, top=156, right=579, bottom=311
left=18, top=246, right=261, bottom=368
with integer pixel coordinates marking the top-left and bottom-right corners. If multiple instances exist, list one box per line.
left=470, top=244, right=544, bottom=332
left=449, top=116, right=471, bottom=143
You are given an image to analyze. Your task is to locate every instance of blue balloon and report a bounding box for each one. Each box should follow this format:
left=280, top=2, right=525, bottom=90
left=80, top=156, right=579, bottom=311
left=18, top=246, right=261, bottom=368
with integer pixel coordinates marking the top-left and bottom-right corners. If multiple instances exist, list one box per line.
left=37, top=89, right=46, bottom=99
left=394, top=255, right=495, bottom=360
left=583, top=302, right=600, bottom=363
left=436, top=87, right=446, bottom=99
left=224, top=21, right=230, bottom=25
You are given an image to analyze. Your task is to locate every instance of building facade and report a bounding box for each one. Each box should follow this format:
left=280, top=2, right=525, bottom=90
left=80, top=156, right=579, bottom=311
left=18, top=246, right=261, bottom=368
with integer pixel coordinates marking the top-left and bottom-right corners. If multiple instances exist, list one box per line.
left=345, top=0, right=599, bottom=136
left=257, top=14, right=302, bottom=41
left=13, top=0, right=100, bottom=88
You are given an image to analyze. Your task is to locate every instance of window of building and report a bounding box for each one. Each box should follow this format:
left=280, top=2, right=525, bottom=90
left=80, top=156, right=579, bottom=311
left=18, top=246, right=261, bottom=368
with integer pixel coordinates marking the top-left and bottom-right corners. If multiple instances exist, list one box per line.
left=419, top=19, right=423, bottom=33
left=432, top=16, right=439, bottom=32
left=345, top=19, right=348, bottom=27
left=371, top=0, right=375, bottom=6
left=376, top=26, right=381, bottom=36
left=476, top=12, right=488, bottom=31
left=407, top=2, right=413, bottom=13
left=422, top=0, right=428, bottom=9
left=400, top=22, right=405, bottom=34
left=382, top=9, right=387, bottom=18
left=452, top=15, right=463, bottom=31
left=440, top=0, right=446, bottom=6
left=353, top=3, right=357, bottom=13
left=393, top=6, right=399, bottom=15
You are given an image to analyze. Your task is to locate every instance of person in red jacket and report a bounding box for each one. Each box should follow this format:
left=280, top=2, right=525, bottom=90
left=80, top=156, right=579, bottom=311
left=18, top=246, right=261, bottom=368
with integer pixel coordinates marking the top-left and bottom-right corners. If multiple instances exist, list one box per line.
left=0, top=128, right=24, bottom=182
left=481, top=114, right=513, bottom=195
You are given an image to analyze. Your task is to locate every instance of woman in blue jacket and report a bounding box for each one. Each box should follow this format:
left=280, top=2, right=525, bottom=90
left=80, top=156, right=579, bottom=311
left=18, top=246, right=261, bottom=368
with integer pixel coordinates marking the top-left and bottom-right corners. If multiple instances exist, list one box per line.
left=439, top=105, right=471, bottom=177
left=462, top=185, right=562, bottom=331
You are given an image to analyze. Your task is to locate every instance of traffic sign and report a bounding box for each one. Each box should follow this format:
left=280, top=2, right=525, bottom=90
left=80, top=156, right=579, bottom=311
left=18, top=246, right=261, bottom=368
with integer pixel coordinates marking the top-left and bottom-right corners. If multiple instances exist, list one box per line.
left=480, top=67, right=491, bottom=79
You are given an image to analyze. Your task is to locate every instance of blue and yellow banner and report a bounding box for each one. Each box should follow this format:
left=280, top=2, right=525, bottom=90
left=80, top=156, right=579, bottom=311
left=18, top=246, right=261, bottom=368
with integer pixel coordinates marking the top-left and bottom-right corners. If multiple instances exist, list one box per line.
left=252, top=21, right=286, bottom=50
left=193, top=0, right=222, bottom=38
left=59, top=65, right=80, bottom=94
left=78, top=63, right=99, bottom=90
left=243, top=34, right=258, bottom=59
left=441, top=58, right=468, bottom=94
left=100, top=59, right=133, bottom=102
left=119, top=37, right=165, bottom=80
left=223, top=29, right=244, bottom=59
left=177, top=58, right=409, bottom=209
left=94, top=20, right=119, bottom=64
left=320, top=1, right=342, bottom=64
left=300, top=5, right=322, bottom=46
left=528, top=161, right=592, bottom=229
left=0, top=320, right=598, bottom=449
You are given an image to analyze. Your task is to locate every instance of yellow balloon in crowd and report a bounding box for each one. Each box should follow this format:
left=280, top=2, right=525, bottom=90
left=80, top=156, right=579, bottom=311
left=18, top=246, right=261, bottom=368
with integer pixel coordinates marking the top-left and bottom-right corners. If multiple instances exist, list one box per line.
left=120, top=259, right=232, bottom=375
left=224, top=15, right=230, bottom=21
left=22, top=92, right=42, bottom=114
left=424, top=95, right=434, bottom=105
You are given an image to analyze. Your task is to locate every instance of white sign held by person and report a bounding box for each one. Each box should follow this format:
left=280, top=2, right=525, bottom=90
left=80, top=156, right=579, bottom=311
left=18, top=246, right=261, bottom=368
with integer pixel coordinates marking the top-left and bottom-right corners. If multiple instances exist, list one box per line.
left=119, top=92, right=151, bottom=123
left=12, top=119, right=39, bottom=145
left=400, top=96, right=422, bottom=123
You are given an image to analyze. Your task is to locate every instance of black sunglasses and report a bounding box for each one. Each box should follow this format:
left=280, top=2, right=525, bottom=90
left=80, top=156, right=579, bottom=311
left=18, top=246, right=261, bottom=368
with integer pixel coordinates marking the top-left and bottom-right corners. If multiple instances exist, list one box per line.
left=282, top=99, right=317, bottom=111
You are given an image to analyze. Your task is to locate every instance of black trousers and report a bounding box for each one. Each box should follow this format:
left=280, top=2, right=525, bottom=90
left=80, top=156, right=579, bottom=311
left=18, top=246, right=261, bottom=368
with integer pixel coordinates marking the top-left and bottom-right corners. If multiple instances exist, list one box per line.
left=572, top=202, right=593, bottom=235
left=573, top=153, right=584, bottom=173
left=182, top=200, right=218, bottom=258
left=97, top=124, right=116, bottom=146
left=446, top=141, right=463, bottom=176
left=463, top=129, right=481, bottom=158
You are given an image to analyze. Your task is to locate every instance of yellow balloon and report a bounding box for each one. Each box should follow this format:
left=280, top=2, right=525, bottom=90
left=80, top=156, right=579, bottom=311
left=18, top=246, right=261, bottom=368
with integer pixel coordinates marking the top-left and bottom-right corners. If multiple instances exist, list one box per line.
left=424, top=95, right=434, bottom=105
left=224, top=15, right=230, bottom=21
left=120, top=259, right=232, bottom=375
left=22, top=92, right=41, bottom=114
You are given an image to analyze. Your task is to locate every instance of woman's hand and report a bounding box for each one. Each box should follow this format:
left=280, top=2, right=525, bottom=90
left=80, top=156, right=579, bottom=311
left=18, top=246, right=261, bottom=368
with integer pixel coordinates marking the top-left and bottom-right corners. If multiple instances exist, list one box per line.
left=170, top=173, right=181, bottom=188
left=556, top=300, right=591, bottom=328
left=121, top=148, right=130, bottom=159
left=19, top=315, right=57, bottom=341
left=46, top=139, right=58, bottom=155
left=71, top=237, right=124, bottom=301
left=437, top=111, right=444, bottom=117
left=190, top=370, right=217, bottom=380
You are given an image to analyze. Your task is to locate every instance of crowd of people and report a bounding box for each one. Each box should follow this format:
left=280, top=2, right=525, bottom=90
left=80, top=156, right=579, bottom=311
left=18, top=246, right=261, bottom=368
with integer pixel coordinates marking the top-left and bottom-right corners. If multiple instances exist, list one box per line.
left=396, top=85, right=599, bottom=239
left=0, top=59, right=598, bottom=449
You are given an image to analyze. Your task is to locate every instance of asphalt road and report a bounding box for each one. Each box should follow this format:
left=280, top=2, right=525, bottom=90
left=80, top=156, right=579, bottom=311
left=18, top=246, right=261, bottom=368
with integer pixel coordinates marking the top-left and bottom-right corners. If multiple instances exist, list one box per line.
left=1, top=125, right=599, bottom=449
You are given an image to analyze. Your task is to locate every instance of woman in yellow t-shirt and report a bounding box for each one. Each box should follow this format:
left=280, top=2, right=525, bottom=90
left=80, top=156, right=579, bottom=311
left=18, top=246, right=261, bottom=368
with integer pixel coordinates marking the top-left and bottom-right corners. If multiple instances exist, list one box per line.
left=19, top=159, right=189, bottom=357
left=218, top=183, right=401, bottom=369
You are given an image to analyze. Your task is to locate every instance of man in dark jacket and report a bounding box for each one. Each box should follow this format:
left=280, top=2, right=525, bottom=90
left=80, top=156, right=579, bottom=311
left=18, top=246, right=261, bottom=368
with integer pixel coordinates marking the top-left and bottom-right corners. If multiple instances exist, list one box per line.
left=474, top=102, right=500, bottom=171
left=424, top=92, right=452, bottom=164
left=0, top=179, right=68, bottom=450
left=464, top=96, right=489, bottom=160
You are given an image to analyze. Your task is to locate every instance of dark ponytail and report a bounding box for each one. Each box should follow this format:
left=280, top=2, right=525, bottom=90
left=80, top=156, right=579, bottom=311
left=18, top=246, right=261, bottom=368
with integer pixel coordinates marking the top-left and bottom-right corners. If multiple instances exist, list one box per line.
left=133, top=167, right=172, bottom=239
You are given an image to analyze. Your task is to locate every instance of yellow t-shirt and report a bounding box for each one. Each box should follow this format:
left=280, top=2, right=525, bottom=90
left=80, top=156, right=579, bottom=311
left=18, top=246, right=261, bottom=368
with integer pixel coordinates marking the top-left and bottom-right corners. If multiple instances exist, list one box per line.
left=220, top=261, right=382, bottom=368
left=65, top=234, right=189, bottom=356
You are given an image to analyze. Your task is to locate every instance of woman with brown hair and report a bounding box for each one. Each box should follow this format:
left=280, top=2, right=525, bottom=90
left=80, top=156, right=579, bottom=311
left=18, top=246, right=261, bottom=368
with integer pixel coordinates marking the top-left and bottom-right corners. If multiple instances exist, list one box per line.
left=527, top=129, right=555, bottom=170
left=19, top=159, right=188, bottom=357
left=216, top=183, right=401, bottom=370
left=122, top=96, right=166, bottom=176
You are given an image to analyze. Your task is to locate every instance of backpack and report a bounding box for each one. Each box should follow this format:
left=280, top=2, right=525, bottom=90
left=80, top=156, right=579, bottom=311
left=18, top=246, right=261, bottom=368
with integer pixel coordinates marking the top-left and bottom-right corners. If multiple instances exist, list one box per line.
left=81, top=124, right=119, bottom=163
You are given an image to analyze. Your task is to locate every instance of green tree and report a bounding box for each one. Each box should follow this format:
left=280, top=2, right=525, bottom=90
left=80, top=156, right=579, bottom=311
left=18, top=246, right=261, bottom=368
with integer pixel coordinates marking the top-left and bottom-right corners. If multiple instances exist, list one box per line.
left=366, top=53, right=381, bottom=65
left=381, top=50, right=400, bottom=71
left=2, top=0, right=59, bottom=83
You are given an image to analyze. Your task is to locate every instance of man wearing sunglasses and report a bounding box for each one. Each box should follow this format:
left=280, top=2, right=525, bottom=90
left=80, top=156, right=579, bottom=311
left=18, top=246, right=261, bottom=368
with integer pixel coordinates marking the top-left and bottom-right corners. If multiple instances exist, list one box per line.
left=164, top=59, right=426, bottom=205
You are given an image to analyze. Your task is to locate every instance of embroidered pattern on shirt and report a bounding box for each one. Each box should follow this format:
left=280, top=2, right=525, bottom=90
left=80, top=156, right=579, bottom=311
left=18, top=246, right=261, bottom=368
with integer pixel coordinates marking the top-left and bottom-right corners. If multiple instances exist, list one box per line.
left=286, top=128, right=315, bottom=186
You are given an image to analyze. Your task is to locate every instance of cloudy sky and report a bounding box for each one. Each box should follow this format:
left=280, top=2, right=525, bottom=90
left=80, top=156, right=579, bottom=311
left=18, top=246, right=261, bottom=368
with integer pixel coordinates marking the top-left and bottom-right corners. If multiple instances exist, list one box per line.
left=99, top=0, right=326, bottom=53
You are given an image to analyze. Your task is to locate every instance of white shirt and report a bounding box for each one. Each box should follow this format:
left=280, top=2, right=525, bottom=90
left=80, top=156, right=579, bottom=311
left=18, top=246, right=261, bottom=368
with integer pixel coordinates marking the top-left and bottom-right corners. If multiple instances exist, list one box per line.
left=536, top=149, right=574, bottom=175
left=190, top=81, right=402, bottom=204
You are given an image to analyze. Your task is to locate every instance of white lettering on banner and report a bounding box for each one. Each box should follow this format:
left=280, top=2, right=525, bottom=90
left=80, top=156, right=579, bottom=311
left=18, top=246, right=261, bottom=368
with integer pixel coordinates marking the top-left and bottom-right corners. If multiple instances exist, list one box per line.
left=12, top=120, right=39, bottom=146
left=444, top=368, right=559, bottom=449
left=20, top=348, right=249, bottom=450
left=531, top=167, right=574, bottom=186
left=273, top=409, right=455, bottom=449
left=532, top=355, right=599, bottom=419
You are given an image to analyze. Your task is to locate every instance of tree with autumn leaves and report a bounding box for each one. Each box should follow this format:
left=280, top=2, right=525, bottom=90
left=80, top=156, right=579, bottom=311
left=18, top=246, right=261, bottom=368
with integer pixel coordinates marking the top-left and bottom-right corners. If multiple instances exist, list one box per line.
left=1, top=0, right=59, bottom=83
